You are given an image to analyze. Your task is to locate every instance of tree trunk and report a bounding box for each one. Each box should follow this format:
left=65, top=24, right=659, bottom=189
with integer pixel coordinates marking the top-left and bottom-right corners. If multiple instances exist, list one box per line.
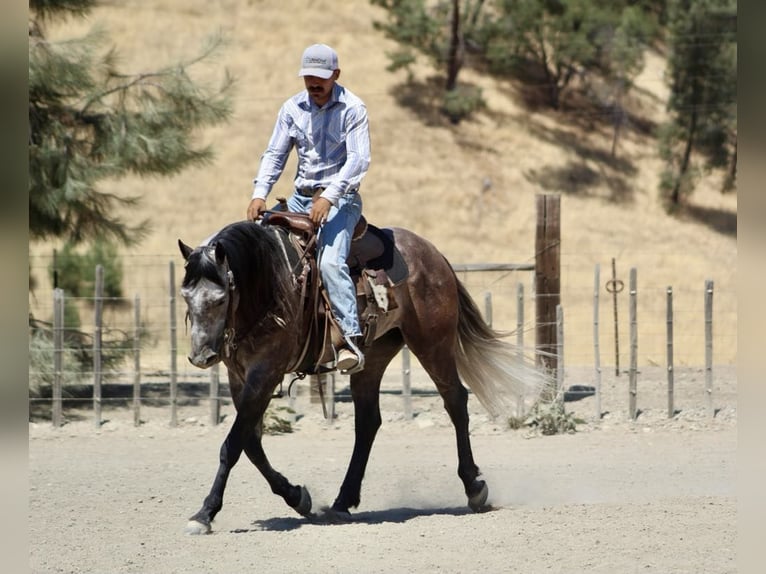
left=723, top=137, right=737, bottom=192
left=536, top=29, right=558, bottom=109
left=671, top=109, right=698, bottom=205
left=467, top=0, right=486, bottom=29
left=445, top=0, right=462, bottom=91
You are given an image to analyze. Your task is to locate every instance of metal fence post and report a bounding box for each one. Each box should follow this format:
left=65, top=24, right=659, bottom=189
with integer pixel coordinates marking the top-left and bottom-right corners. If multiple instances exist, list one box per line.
left=402, top=346, right=412, bottom=420
left=666, top=286, right=674, bottom=418
left=593, top=264, right=602, bottom=420
left=483, top=291, right=492, bottom=328
left=169, top=261, right=178, bottom=427
left=628, top=267, right=638, bottom=420
left=705, top=279, right=714, bottom=417
left=210, top=363, right=220, bottom=426
left=52, top=288, right=64, bottom=427
left=516, top=282, right=525, bottom=417
left=93, top=265, right=104, bottom=428
left=133, top=294, right=141, bottom=427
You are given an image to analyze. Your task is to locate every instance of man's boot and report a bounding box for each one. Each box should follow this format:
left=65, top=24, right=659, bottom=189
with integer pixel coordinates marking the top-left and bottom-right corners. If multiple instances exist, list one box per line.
left=336, top=336, right=364, bottom=373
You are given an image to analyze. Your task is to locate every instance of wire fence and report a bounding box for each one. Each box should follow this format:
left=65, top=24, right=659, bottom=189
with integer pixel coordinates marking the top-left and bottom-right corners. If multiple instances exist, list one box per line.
left=28, top=250, right=737, bottom=426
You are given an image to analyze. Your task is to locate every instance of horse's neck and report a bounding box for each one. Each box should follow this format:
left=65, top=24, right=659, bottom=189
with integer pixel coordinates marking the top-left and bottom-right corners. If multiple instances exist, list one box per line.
left=267, top=225, right=302, bottom=274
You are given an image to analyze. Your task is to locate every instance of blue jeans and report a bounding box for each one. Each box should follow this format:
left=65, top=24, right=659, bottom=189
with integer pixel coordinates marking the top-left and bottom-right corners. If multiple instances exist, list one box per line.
left=286, top=191, right=363, bottom=339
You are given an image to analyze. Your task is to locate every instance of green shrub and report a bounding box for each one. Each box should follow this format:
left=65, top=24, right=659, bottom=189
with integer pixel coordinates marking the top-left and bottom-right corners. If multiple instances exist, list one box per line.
left=263, top=405, right=295, bottom=434
left=29, top=329, right=84, bottom=396
left=28, top=314, right=143, bottom=393
left=513, top=401, right=583, bottom=435
left=442, top=85, right=486, bottom=123
left=51, top=240, right=124, bottom=300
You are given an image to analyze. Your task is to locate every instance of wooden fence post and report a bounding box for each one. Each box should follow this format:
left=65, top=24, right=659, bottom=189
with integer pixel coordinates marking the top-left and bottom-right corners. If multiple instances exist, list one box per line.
left=593, top=264, right=602, bottom=420
left=133, top=294, right=141, bottom=427
left=52, top=288, right=64, bottom=427
left=169, top=261, right=178, bottom=427
left=93, top=265, right=104, bottom=428
left=705, top=279, right=714, bottom=417
left=535, top=194, right=561, bottom=398
left=628, top=268, right=638, bottom=420
left=556, top=304, right=564, bottom=406
left=666, top=286, right=675, bottom=418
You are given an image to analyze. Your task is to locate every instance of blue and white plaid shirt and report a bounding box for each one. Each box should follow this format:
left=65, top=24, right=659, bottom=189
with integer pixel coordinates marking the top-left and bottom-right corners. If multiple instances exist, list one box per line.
left=252, top=83, right=371, bottom=206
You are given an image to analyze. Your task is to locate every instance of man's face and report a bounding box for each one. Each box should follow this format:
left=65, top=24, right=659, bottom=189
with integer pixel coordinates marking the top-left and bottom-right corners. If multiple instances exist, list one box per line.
left=303, top=71, right=338, bottom=106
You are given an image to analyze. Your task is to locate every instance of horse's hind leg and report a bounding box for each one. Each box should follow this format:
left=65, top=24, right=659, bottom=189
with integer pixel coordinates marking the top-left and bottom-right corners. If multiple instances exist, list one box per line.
left=185, top=414, right=248, bottom=534
left=330, top=330, right=404, bottom=517
left=407, top=339, right=489, bottom=512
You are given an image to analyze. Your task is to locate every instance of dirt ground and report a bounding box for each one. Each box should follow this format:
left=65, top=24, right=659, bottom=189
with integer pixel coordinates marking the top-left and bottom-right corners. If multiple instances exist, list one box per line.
left=29, top=365, right=736, bottom=574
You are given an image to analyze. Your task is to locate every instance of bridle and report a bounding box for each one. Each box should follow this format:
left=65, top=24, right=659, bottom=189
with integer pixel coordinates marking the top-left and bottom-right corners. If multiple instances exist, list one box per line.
left=183, top=246, right=240, bottom=359
left=219, top=260, right=239, bottom=358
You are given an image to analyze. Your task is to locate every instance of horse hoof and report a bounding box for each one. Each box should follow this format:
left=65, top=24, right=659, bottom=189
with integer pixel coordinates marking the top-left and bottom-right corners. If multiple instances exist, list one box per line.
left=468, top=481, right=489, bottom=512
left=184, top=520, right=211, bottom=535
left=294, top=485, right=312, bottom=517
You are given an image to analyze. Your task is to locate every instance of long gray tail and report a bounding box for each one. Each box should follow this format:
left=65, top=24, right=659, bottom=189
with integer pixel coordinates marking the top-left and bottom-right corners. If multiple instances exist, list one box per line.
left=454, top=280, right=551, bottom=418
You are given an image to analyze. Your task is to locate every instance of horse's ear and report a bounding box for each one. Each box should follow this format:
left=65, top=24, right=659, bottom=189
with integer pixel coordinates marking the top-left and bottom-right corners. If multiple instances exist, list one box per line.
left=178, top=239, right=193, bottom=261
left=214, top=242, right=227, bottom=266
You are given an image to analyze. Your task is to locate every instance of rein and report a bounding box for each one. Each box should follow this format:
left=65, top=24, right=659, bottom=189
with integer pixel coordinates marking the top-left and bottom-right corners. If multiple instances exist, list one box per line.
left=217, top=225, right=312, bottom=374
left=259, top=214, right=321, bottom=375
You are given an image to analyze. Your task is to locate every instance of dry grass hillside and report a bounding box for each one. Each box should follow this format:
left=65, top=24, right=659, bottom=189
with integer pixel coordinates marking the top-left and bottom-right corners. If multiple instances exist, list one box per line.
left=32, top=0, right=737, bottom=368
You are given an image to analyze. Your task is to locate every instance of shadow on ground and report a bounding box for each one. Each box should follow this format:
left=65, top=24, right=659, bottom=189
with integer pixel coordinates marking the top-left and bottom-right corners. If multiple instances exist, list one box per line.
left=232, top=504, right=487, bottom=533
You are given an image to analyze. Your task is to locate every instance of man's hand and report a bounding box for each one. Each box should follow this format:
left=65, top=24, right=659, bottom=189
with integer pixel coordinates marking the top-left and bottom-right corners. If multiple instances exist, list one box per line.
left=247, top=198, right=267, bottom=221
left=310, top=197, right=332, bottom=226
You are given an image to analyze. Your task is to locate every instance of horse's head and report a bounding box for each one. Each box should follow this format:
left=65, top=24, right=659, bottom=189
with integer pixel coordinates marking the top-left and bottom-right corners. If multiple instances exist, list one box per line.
left=178, top=239, right=238, bottom=369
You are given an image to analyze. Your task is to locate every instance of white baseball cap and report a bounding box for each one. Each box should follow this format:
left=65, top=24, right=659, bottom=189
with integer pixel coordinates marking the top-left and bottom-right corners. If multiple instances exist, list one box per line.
left=298, top=44, right=339, bottom=79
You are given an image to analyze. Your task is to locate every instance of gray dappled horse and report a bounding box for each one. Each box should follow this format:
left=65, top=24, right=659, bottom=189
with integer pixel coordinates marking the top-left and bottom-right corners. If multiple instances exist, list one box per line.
left=178, top=219, right=547, bottom=534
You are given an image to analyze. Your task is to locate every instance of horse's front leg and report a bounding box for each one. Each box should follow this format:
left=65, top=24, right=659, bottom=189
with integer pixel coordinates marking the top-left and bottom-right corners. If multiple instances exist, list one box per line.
left=242, top=423, right=313, bottom=517
left=185, top=414, right=248, bottom=534
left=237, top=366, right=312, bottom=518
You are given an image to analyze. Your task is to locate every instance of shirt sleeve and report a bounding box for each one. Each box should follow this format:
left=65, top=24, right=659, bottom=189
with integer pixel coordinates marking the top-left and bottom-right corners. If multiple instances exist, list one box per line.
left=320, top=103, right=371, bottom=206
left=252, top=105, right=294, bottom=200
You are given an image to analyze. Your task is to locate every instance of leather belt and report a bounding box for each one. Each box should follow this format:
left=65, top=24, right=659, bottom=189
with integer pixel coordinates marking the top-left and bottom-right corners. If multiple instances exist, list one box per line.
left=296, top=186, right=324, bottom=197
left=295, top=186, right=359, bottom=198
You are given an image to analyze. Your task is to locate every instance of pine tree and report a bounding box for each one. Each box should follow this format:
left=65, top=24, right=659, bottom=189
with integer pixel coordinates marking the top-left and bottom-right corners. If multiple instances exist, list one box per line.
left=486, top=0, right=656, bottom=110
left=371, top=0, right=488, bottom=122
left=659, top=0, right=736, bottom=205
left=29, top=0, right=234, bottom=245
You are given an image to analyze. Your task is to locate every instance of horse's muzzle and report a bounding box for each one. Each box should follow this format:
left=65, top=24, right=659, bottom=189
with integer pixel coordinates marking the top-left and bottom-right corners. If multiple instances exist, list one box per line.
left=188, top=347, right=219, bottom=369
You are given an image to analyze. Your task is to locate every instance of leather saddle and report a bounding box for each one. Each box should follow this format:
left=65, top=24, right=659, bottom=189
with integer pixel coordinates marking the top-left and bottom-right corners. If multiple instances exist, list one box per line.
left=263, top=210, right=407, bottom=374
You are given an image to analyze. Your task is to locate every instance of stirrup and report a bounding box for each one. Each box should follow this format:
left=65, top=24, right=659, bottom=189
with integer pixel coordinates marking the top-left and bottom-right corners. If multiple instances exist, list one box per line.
left=336, top=348, right=360, bottom=372
left=337, top=337, right=365, bottom=374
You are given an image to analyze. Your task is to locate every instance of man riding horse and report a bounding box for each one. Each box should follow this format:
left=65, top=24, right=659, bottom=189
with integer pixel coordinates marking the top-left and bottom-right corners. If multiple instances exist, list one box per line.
left=246, top=43, right=369, bottom=374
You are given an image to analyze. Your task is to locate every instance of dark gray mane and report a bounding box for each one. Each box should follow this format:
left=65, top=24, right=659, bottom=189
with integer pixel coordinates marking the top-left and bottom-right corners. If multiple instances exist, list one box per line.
left=182, top=221, right=296, bottom=331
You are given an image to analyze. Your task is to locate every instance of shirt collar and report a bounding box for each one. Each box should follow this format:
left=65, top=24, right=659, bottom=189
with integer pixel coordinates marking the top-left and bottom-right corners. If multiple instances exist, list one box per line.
left=300, top=83, right=342, bottom=111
